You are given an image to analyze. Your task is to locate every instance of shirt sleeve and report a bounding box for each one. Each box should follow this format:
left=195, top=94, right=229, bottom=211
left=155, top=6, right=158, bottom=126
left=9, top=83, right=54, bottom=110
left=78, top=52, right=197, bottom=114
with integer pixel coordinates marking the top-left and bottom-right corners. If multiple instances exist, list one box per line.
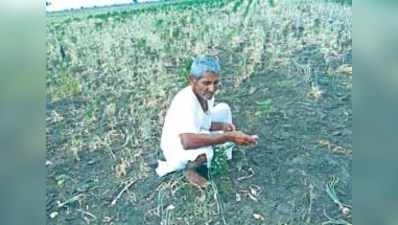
left=169, top=95, right=200, bottom=135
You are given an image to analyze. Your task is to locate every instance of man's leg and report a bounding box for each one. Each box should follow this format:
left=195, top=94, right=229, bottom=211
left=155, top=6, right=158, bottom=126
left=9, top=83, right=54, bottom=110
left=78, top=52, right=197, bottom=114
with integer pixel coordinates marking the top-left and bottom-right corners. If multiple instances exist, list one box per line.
left=187, top=153, right=208, bottom=175
left=185, top=153, right=209, bottom=188
left=156, top=145, right=213, bottom=178
left=211, top=103, right=235, bottom=160
left=184, top=147, right=214, bottom=188
left=193, top=153, right=207, bottom=165
left=211, top=103, right=232, bottom=124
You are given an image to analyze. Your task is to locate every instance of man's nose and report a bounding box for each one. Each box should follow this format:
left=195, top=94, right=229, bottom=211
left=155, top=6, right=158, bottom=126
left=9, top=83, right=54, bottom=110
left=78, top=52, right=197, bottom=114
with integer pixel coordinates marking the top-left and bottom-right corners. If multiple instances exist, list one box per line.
left=208, top=84, right=216, bottom=93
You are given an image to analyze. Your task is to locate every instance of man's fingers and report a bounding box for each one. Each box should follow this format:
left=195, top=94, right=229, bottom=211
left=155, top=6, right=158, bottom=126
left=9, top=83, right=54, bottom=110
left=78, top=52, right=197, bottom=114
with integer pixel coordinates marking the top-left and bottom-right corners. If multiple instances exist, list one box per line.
left=232, top=133, right=258, bottom=145
left=225, top=123, right=235, bottom=131
left=251, top=135, right=258, bottom=142
left=247, top=135, right=258, bottom=144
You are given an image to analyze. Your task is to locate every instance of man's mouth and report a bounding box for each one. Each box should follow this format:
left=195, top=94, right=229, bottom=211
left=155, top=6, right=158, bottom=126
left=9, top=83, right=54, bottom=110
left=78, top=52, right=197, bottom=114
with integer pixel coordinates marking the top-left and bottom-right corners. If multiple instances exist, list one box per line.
left=203, top=93, right=214, bottom=99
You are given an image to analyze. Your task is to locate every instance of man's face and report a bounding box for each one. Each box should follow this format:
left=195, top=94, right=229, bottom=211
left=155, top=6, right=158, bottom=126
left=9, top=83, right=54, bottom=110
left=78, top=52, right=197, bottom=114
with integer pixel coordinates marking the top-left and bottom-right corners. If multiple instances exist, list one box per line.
left=189, top=72, right=220, bottom=100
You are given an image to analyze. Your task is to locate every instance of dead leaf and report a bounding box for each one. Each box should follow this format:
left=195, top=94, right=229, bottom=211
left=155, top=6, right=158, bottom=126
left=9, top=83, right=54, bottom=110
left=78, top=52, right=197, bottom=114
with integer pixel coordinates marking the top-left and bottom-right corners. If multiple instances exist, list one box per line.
left=248, top=86, right=258, bottom=95
left=105, top=103, right=116, bottom=116
left=102, top=216, right=112, bottom=223
left=248, top=193, right=258, bottom=202
left=249, top=185, right=262, bottom=197
left=71, top=146, right=80, bottom=161
left=237, top=167, right=255, bottom=181
left=236, top=193, right=241, bottom=202
left=166, top=204, right=175, bottom=210
left=197, top=192, right=206, bottom=202
left=250, top=187, right=257, bottom=196
left=319, top=139, right=330, bottom=148
left=115, top=159, right=129, bottom=177
left=336, top=64, right=352, bottom=75
left=331, top=145, right=352, bottom=155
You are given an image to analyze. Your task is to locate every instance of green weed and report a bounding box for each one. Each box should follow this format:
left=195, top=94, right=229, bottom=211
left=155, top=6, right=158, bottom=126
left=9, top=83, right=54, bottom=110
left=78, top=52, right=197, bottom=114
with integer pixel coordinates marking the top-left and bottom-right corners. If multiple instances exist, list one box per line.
left=255, top=99, right=272, bottom=116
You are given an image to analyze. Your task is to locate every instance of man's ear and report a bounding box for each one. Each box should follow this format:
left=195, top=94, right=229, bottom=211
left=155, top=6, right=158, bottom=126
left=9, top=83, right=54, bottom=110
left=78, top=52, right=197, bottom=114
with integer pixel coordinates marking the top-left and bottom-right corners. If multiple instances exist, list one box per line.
left=188, top=75, right=196, bottom=85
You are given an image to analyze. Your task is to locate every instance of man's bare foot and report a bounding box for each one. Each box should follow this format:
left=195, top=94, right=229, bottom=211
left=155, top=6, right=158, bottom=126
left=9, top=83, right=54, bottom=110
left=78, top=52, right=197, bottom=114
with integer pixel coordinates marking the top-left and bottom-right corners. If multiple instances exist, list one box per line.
left=193, top=153, right=207, bottom=165
left=184, top=169, right=208, bottom=188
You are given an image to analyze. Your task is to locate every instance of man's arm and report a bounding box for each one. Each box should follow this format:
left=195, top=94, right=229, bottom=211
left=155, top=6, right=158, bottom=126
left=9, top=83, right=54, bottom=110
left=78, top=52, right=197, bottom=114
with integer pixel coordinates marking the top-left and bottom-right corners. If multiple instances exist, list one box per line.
left=179, top=133, right=230, bottom=150
left=179, top=131, right=257, bottom=150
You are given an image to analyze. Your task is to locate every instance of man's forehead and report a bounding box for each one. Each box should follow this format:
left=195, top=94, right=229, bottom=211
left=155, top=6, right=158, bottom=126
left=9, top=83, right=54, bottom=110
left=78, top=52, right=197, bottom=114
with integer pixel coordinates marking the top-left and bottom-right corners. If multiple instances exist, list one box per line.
left=201, top=72, right=219, bottom=80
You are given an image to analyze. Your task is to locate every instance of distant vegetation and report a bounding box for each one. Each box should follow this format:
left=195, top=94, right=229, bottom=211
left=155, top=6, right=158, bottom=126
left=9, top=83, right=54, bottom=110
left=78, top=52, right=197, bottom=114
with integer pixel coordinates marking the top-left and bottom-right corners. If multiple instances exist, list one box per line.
left=329, top=0, right=352, bottom=5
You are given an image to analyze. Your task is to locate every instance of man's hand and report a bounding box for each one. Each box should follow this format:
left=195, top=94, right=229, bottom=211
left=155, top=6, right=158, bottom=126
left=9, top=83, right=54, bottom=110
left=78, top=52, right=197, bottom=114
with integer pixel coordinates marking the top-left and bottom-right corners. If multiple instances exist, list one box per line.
left=225, top=131, right=258, bottom=145
left=222, top=123, right=236, bottom=132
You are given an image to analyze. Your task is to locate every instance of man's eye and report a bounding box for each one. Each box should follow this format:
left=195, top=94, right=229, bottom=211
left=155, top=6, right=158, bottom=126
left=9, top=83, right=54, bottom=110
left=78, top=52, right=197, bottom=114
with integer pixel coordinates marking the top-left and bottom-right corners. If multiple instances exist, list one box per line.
left=203, top=81, right=211, bottom=85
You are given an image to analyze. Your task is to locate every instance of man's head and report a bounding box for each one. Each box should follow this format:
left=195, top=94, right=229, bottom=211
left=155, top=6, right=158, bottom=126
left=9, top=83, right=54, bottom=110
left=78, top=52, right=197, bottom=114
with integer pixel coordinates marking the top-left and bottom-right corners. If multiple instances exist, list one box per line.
left=189, top=55, right=221, bottom=100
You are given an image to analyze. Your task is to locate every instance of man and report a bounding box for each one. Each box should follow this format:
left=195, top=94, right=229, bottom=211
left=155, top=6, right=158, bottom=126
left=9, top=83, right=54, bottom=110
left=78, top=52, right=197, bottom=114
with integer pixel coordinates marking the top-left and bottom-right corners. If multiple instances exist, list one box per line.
left=156, top=55, right=258, bottom=187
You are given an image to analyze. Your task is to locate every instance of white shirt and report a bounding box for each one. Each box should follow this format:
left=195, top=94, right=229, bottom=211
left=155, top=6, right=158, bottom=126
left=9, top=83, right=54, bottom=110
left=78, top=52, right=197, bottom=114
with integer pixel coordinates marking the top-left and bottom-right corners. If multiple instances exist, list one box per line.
left=160, top=86, right=214, bottom=157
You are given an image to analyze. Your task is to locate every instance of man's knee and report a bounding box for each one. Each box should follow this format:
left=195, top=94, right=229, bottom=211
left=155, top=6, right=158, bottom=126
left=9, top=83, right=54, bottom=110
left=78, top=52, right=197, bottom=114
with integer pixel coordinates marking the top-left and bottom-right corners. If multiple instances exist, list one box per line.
left=213, top=103, right=232, bottom=124
left=217, top=103, right=231, bottom=114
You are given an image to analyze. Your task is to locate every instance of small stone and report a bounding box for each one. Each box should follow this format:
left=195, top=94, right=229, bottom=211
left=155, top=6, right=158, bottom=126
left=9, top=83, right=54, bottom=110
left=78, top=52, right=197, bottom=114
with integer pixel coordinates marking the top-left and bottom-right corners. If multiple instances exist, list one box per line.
left=341, top=207, right=350, bottom=215
left=253, top=213, right=264, bottom=220
left=49, top=211, right=58, bottom=219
